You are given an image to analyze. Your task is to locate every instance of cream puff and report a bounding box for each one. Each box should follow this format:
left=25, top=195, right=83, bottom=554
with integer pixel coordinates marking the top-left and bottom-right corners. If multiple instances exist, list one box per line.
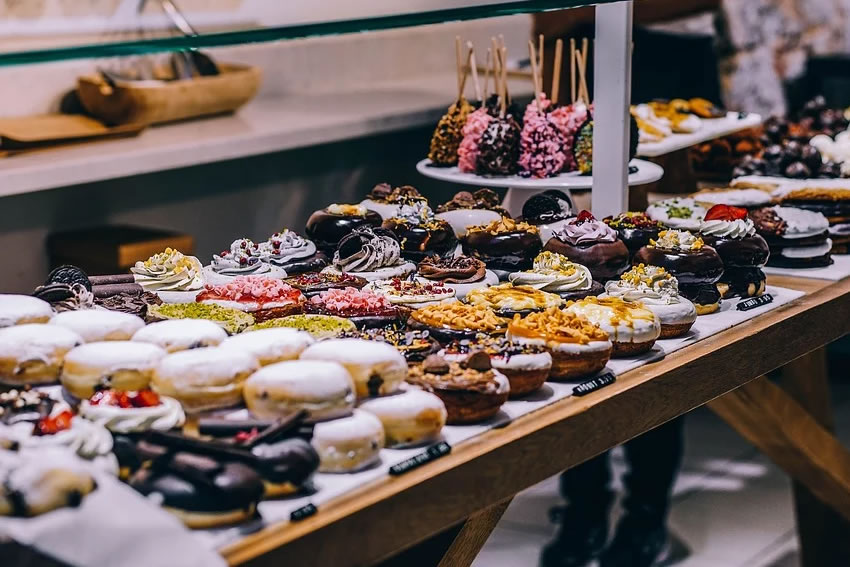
left=0, top=295, right=54, bottom=328
left=299, top=339, right=407, bottom=398
left=564, top=296, right=661, bottom=357
left=49, top=309, right=145, bottom=342
left=79, top=388, right=185, bottom=434
left=358, top=390, right=447, bottom=448
left=131, top=319, right=227, bottom=353
left=203, top=238, right=289, bottom=285
left=219, top=327, right=315, bottom=366
left=508, top=251, right=602, bottom=301
left=0, top=324, right=83, bottom=386
left=151, top=347, right=259, bottom=412
left=243, top=360, right=355, bottom=422
left=311, top=409, right=385, bottom=473
left=507, top=307, right=613, bottom=380
left=62, top=341, right=167, bottom=399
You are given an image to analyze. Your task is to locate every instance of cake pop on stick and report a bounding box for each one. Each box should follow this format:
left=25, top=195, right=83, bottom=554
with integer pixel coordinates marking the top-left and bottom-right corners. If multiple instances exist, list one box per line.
left=428, top=38, right=474, bottom=166
left=477, top=46, right=521, bottom=176
left=458, top=46, right=494, bottom=173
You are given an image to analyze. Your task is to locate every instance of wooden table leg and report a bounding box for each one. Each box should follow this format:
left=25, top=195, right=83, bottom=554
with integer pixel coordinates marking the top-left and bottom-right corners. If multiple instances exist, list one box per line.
left=779, top=349, right=850, bottom=567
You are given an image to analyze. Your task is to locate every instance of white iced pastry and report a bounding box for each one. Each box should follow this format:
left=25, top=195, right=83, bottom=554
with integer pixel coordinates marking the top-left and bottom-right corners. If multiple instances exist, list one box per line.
left=508, top=251, right=594, bottom=294
left=436, top=209, right=503, bottom=237
left=203, top=238, right=288, bottom=285
left=131, top=248, right=204, bottom=292
left=79, top=395, right=186, bottom=433
left=771, top=206, right=830, bottom=238
left=131, top=319, right=227, bottom=353
left=692, top=188, right=772, bottom=207
left=651, top=229, right=705, bottom=251
left=779, top=238, right=833, bottom=259
left=358, top=389, right=447, bottom=448
left=299, top=338, right=408, bottom=398
left=565, top=297, right=661, bottom=348
left=49, top=309, right=145, bottom=342
left=363, top=279, right=457, bottom=309
left=220, top=327, right=315, bottom=366
left=61, top=341, right=167, bottom=399
left=323, top=227, right=416, bottom=282
left=243, top=359, right=355, bottom=422
left=0, top=294, right=54, bottom=328
left=602, top=265, right=697, bottom=334
left=311, top=409, right=385, bottom=473
left=258, top=229, right=318, bottom=267
left=0, top=324, right=83, bottom=385
left=646, top=198, right=707, bottom=231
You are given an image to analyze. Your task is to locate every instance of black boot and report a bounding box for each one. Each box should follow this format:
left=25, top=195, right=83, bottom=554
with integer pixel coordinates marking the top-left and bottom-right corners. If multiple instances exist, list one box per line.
left=598, top=512, right=671, bottom=567
left=540, top=505, right=609, bottom=567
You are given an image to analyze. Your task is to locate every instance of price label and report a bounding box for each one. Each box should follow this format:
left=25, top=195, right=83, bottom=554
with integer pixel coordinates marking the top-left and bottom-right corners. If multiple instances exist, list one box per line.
left=290, top=503, right=317, bottom=522
left=572, top=372, right=616, bottom=396
left=737, top=293, right=773, bottom=311
left=389, top=442, right=451, bottom=476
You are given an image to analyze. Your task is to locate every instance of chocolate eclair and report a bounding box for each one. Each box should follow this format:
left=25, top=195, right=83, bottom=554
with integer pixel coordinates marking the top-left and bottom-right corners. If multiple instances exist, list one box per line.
left=381, top=201, right=457, bottom=261
left=462, top=217, right=542, bottom=273
left=698, top=205, right=769, bottom=298
left=305, top=203, right=382, bottom=254
left=544, top=211, right=630, bottom=281
left=418, top=255, right=487, bottom=284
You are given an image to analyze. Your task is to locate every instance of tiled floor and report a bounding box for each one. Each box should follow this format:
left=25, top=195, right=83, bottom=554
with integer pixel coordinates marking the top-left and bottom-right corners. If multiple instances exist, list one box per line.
left=472, top=376, right=850, bottom=567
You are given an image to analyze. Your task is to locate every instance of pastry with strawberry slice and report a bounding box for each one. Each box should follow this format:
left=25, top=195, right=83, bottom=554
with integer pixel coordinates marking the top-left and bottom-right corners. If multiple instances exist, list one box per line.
left=699, top=205, right=770, bottom=298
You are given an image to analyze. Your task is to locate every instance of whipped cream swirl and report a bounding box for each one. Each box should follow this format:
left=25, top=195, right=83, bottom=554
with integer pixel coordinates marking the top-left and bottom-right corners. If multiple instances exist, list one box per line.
left=699, top=218, right=756, bottom=239
left=259, top=230, right=317, bottom=266
left=334, top=228, right=401, bottom=272
left=604, top=265, right=681, bottom=305
left=79, top=396, right=185, bottom=434
left=132, top=248, right=204, bottom=291
left=509, top=252, right=592, bottom=293
left=556, top=218, right=617, bottom=245
left=394, top=201, right=437, bottom=226
left=211, top=239, right=275, bottom=276
left=0, top=416, right=116, bottom=473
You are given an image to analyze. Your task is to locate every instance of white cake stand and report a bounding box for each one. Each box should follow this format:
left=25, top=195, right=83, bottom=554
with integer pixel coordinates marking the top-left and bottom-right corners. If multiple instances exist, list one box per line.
left=416, top=158, right=664, bottom=217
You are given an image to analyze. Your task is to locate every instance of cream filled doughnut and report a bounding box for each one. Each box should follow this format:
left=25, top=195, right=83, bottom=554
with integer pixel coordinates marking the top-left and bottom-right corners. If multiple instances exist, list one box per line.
left=299, top=339, right=407, bottom=398
left=0, top=324, right=83, bottom=386
left=311, top=409, right=385, bottom=473
left=220, top=328, right=315, bottom=366
left=152, top=347, right=259, bottom=412
left=131, top=319, right=227, bottom=353
left=50, top=309, right=145, bottom=342
left=0, top=295, right=54, bottom=328
left=61, top=341, right=167, bottom=399
left=358, top=390, right=447, bottom=447
left=243, top=360, right=355, bottom=422
left=565, top=296, right=661, bottom=357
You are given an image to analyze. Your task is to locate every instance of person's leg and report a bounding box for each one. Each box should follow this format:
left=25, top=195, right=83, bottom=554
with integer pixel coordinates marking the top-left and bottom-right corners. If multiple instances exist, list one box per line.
left=541, top=451, right=614, bottom=567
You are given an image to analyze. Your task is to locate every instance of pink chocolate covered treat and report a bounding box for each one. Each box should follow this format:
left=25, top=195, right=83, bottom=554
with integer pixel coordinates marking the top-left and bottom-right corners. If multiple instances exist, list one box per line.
left=518, top=112, right=567, bottom=178
left=458, top=107, right=493, bottom=173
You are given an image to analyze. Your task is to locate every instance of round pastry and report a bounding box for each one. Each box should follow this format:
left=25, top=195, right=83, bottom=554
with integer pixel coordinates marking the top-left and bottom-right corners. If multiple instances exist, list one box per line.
left=257, top=229, right=327, bottom=275
left=151, top=347, right=259, bottom=412
left=646, top=198, right=707, bottom=231
left=691, top=187, right=772, bottom=209
left=322, top=226, right=416, bottom=282
left=195, top=276, right=305, bottom=322
left=311, top=409, right=385, bottom=473
left=416, top=255, right=499, bottom=300
left=603, top=212, right=665, bottom=257
left=0, top=324, right=83, bottom=386
left=543, top=211, right=630, bottom=282
left=249, top=314, right=356, bottom=339
left=440, top=335, right=553, bottom=396
left=633, top=230, right=725, bottom=314
left=249, top=437, right=320, bottom=498
left=338, top=326, right=439, bottom=363
left=306, top=287, right=404, bottom=328
left=508, top=251, right=602, bottom=301
left=131, top=319, right=228, bottom=353
left=0, top=295, right=54, bottom=328
left=33, top=282, right=95, bottom=313
left=364, top=278, right=456, bottom=309
left=146, top=303, right=255, bottom=335
left=462, top=217, right=543, bottom=274
left=130, top=248, right=204, bottom=302
left=360, top=183, right=427, bottom=220
left=62, top=341, right=167, bottom=399
left=219, top=327, right=315, bottom=366
left=435, top=189, right=506, bottom=237
left=507, top=308, right=612, bottom=380
left=408, top=302, right=507, bottom=343
left=283, top=271, right=367, bottom=297
left=381, top=201, right=457, bottom=261
left=305, top=203, right=382, bottom=254
left=564, top=296, right=661, bottom=357
left=80, top=388, right=185, bottom=433
left=750, top=206, right=833, bottom=268
left=49, top=309, right=145, bottom=342
left=699, top=205, right=770, bottom=298
left=203, top=238, right=288, bottom=285
left=299, top=338, right=407, bottom=398
left=465, top=282, right=563, bottom=317
left=603, top=265, right=697, bottom=339
left=243, top=360, right=355, bottom=422
left=406, top=353, right=509, bottom=424
left=358, top=390, right=447, bottom=448
left=775, top=187, right=850, bottom=227
left=519, top=190, right=574, bottom=242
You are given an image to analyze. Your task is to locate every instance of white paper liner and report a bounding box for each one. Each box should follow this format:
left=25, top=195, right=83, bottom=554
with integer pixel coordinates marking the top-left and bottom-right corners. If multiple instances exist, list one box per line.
left=763, top=254, right=850, bottom=281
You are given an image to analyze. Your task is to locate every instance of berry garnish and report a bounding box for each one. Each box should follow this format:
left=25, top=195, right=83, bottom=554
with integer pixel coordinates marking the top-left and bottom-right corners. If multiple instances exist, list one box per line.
left=35, top=410, right=73, bottom=436
left=235, top=428, right=260, bottom=444
left=704, top=204, right=748, bottom=221
left=133, top=389, right=161, bottom=408
left=575, top=210, right=596, bottom=223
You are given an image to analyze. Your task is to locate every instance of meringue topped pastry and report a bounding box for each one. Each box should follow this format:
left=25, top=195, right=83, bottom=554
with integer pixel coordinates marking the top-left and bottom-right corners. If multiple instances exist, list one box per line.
left=564, top=296, right=661, bottom=357
left=646, top=198, right=707, bottom=231
left=543, top=211, right=630, bottom=281
left=323, top=227, right=416, bottom=282
left=509, top=251, right=601, bottom=300
left=258, top=229, right=327, bottom=274
left=204, top=238, right=288, bottom=285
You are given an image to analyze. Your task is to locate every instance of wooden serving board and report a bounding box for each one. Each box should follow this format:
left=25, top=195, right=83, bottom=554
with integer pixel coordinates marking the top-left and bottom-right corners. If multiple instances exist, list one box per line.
left=0, top=114, right=145, bottom=150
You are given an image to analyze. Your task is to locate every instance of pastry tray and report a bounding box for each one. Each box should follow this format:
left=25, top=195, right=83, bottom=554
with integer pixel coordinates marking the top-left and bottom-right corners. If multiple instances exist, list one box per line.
left=636, top=112, right=763, bottom=158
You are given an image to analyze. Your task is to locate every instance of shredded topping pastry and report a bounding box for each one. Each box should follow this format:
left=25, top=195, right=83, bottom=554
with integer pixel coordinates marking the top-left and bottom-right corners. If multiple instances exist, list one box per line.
left=565, top=296, right=658, bottom=326
left=650, top=230, right=705, bottom=251
left=411, top=303, right=506, bottom=332
left=465, top=283, right=564, bottom=312
left=467, top=217, right=539, bottom=236
left=508, top=307, right=609, bottom=344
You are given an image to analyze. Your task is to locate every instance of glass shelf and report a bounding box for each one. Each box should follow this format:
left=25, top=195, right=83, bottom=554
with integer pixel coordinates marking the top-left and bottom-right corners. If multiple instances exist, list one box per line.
left=0, top=0, right=611, bottom=67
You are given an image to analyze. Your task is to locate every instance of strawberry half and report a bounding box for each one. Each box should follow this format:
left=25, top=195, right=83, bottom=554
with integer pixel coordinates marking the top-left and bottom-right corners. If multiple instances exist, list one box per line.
left=575, top=210, right=596, bottom=223
left=704, top=204, right=748, bottom=221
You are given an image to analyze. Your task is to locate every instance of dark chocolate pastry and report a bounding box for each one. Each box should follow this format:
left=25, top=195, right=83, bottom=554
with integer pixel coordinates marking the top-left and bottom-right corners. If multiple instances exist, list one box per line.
left=95, top=289, right=162, bottom=318
left=717, top=267, right=766, bottom=299
left=477, top=116, right=521, bottom=176
left=462, top=218, right=542, bottom=272
left=381, top=202, right=457, bottom=261
left=749, top=206, right=833, bottom=268
left=543, top=211, right=630, bottom=281
left=418, top=255, right=487, bottom=284
left=283, top=272, right=367, bottom=297
left=437, top=188, right=510, bottom=217
left=305, top=204, right=382, bottom=255
left=32, top=283, right=94, bottom=312
left=521, top=191, right=573, bottom=226
left=338, top=326, right=439, bottom=362
left=604, top=212, right=665, bottom=257
left=699, top=205, right=770, bottom=298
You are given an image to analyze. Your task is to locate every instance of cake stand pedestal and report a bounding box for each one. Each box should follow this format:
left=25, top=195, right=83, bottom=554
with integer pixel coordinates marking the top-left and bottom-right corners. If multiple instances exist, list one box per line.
left=415, top=158, right=664, bottom=217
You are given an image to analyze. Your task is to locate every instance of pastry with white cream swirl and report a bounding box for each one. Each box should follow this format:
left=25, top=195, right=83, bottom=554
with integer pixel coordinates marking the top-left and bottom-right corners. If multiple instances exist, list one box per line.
left=323, top=227, right=415, bottom=282
left=80, top=392, right=185, bottom=434
left=508, top=251, right=600, bottom=299
left=132, top=248, right=204, bottom=292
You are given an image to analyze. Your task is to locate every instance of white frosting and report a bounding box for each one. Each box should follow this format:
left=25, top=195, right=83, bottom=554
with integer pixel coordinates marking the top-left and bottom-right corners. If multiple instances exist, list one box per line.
left=245, top=360, right=355, bottom=402
left=599, top=292, right=696, bottom=327
left=198, top=299, right=298, bottom=313
left=312, top=409, right=385, bottom=472
left=321, top=262, right=417, bottom=282
left=63, top=341, right=166, bottom=371
left=132, top=249, right=204, bottom=292
left=359, top=199, right=402, bottom=220
left=564, top=302, right=661, bottom=344
left=0, top=448, right=98, bottom=514
left=49, top=310, right=145, bottom=342
left=131, top=319, right=227, bottom=352
left=0, top=295, right=54, bottom=328
left=772, top=206, right=830, bottom=238
left=258, top=230, right=318, bottom=266
left=202, top=264, right=287, bottom=286
left=0, top=324, right=83, bottom=370
left=492, top=370, right=510, bottom=395
left=646, top=198, right=706, bottom=231
left=79, top=395, right=185, bottom=433
left=779, top=238, right=833, bottom=258
left=436, top=209, right=502, bottom=237
left=830, top=223, right=850, bottom=236
left=699, top=218, right=756, bottom=238
left=220, top=328, right=315, bottom=365
left=416, top=270, right=500, bottom=301
left=299, top=339, right=407, bottom=397
left=509, top=334, right=613, bottom=354
left=441, top=349, right=553, bottom=372
left=358, top=390, right=447, bottom=421
left=692, top=189, right=772, bottom=207
left=153, top=347, right=258, bottom=389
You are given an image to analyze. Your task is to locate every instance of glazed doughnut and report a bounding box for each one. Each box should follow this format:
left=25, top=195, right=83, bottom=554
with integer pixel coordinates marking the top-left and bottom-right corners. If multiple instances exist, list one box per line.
left=243, top=360, right=355, bottom=422
left=299, top=338, right=407, bottom=398
left=50, top=309, right=145, bottom=342
left=62, top=341, right=167, bottom=399
left=358, top=390, right=447, bottom=447
left=0, top=294, right=54, bottom=328
left=0, top=324, right=83, bottom=386
left=152, top=347, right=259, bottom=412
left=131, top=319, right=227, bottom=353
left=311, top=409, right=385, bottom=473
left=219, top=327, right=315, bottom=366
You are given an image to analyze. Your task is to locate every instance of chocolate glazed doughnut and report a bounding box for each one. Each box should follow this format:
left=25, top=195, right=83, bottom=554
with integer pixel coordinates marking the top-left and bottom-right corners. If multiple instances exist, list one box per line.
left=462, top=230, right=542, bottom=271
left=305, top=206, right=382, bottom=254
left=701, top=234, right=770, bottom=268
left=632, top=246, right=724, bottom=286
left=543, top=239, right=630, bottom=282
left=382, top=218, right=457, bottom=262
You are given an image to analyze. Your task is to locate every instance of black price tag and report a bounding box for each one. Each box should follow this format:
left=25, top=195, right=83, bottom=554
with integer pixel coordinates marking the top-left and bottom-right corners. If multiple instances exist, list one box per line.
left=737, top=293, right=773, bottom=311
left=290, top=503, right=317, bottom=522
left=389, top=442, right=451, bottom=476
left=572, top=372, right=616, bottom=396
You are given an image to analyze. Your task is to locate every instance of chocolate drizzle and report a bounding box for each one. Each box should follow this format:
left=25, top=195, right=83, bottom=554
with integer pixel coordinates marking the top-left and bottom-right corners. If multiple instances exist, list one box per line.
left=417, top=255, right=487, bottom=284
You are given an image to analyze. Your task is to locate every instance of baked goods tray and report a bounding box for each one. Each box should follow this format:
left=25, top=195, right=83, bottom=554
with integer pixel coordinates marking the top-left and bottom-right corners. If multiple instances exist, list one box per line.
left=764, top=254, right=850, bottom=281
left=196, top=285, right=803, bottom=551
left=636, top=112, right=763, bottom=158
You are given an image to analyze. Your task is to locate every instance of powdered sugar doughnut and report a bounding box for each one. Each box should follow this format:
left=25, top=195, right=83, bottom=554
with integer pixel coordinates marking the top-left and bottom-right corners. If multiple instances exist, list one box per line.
left=61, top=341, right=167, bottom=399
left=358, top=390, right=446, bottom=447
left=220, top=328, right=315, bottom=366
left=0, top=295, right=54, bottom=328
left=50, top=310, right=144, bottom=342
left=311, top=409, right=385, bottom=473
left=0, top=324, right=83, bottom=386
left=299, top=338, right=407, bottom=398
left=132, top=319, right=227, bottom=353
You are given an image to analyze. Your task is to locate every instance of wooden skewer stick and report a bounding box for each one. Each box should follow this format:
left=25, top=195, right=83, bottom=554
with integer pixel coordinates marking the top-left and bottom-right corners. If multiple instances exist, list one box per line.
left=499, top=48, right=507, bottom=118
left=552, top=38, right=563, bottom=105
left=491, top=37, right=501, bottom=110
left=467, top=41, right=482, bottom=102
left=455, top=36, right=463, bottom=102
left=570, top=38, right=576, bottom=104
left=538, top=33, right=545, bottom=95
left=528, top=40, right=542, bottom=113
left=581, top=37, right=589, bottom=103
left=502, top=46, right=511, bottom=105
left=459, top=47, right=474, bottom=100
left=483, top=47, right=492, bottom=101
left=573, top=50, right=584, bottom=105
